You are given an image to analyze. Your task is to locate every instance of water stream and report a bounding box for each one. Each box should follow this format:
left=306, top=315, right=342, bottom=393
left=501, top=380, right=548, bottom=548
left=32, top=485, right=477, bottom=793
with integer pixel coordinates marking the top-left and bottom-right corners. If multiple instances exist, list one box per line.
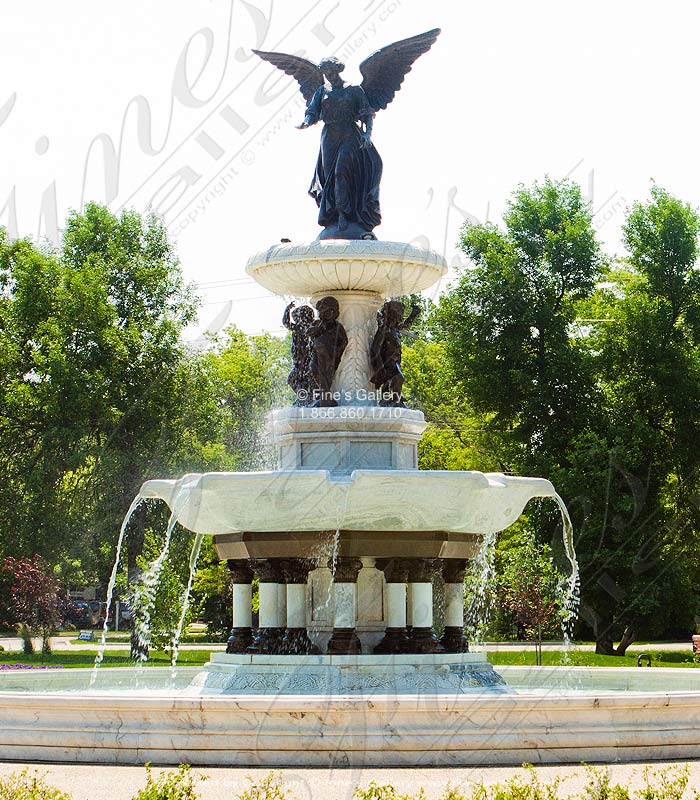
left=92, top=494, right=145, bottom=677
left=170, top=532, right=205, bottom=668
left=464, top=529, right=497, bottom=646
left=553, top=492, right=580, bottom=645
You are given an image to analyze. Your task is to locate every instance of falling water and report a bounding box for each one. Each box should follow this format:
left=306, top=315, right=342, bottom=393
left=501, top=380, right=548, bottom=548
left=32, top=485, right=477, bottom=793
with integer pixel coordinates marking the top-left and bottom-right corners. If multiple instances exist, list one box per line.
left=464, top=529, right=498, bottom=647
left=129, top=506, right=183, bottom=663
left=92, top=494, right=145, bottom=676
left=553, top=493, right=580, bottom=645
left=170, top=532, right=205, bottom=668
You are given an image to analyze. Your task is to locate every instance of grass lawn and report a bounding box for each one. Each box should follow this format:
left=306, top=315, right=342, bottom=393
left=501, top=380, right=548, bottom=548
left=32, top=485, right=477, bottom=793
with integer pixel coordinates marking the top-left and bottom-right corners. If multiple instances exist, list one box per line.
left=68, top=633, right=211, bottom=645
left=487, top=649, right=698, bottom=668
left=0, top=649, right=213, bottom=669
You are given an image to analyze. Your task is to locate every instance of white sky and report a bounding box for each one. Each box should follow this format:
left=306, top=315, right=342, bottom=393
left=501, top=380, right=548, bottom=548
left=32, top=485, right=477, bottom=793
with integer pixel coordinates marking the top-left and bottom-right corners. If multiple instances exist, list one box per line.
left=2, top=0, right=699, bottom=341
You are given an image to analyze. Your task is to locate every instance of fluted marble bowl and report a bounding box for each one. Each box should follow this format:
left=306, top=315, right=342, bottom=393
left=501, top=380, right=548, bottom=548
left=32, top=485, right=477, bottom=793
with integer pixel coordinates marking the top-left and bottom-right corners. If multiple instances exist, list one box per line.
left=245, top=239, right=447, bottom=297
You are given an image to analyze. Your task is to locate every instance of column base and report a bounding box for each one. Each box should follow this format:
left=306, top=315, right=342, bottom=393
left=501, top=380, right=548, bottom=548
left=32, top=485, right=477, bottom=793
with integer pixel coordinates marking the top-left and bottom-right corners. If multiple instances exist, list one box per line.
left=225, top=627, right=254, bottom=654
left=246, top=627, right=285, bottom=654
left=373, top=627, right=410, bottom=654
left=439, top=626, right=470, bottom=653
left=280, top=628, right=320, bottom=655
left=407, top=627, right=445, bottom=654
left=327, top=627, right=361, bottom=655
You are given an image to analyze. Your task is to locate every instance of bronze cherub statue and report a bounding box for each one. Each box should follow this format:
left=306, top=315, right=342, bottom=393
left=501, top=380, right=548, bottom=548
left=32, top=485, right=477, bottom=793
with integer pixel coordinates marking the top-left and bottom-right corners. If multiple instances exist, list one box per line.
left=370, top=299, right=420, bottom=407
left=282, top=301, right=315, bottom=407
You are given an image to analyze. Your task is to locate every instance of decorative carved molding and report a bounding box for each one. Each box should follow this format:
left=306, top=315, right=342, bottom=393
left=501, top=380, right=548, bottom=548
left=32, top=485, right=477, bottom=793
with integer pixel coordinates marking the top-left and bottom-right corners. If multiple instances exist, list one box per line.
left=280, top=559, right=313, bottom=584
left=226, top=627, right=254, bottom=654
left=379, top=558, right=411, bottom=583
left=227, top=559, right=254, bottom=584
left=441, top=558, right=468, bottom=584
left=329, top=557, right=363, bottom=583
left=252, top=559, right=282, bottom=584
left=246, top=240, right=447, bottom=298
left=406, top=558, right=437, bottom=583
left=440, top=626, right=469, bottom=653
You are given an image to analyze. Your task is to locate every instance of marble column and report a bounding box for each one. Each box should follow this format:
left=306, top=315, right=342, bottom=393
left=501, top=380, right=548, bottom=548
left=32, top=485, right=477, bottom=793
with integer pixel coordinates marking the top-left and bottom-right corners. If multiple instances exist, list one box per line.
left=326, top=557, right=363, bottom=654
left=247, top=559, right=284, bottom=654
left=439, top=559, right=469, bottom=653
left=225, top=559, right=254, bottom=654
left=373, top=559, right=410, bottom=654
left=280, top=559, right=319, bottom=655
left=406, top=558, right=444, bottom=654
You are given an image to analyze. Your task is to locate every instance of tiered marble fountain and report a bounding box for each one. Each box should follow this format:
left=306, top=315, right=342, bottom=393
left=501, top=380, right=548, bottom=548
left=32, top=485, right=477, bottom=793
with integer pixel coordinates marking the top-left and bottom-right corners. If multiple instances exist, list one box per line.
left=5, top=239, right=700, bottom=767
left=140, top=238, right=559, bottom=694
left=4, top=28, right=700, bottom=767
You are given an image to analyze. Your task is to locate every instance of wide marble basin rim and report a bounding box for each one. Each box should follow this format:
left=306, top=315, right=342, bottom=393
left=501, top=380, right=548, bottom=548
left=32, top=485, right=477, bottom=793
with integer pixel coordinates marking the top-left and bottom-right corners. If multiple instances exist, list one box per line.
left=245, top=239, right=448, bottom=297
left=139, top=469, right=555, bottom=536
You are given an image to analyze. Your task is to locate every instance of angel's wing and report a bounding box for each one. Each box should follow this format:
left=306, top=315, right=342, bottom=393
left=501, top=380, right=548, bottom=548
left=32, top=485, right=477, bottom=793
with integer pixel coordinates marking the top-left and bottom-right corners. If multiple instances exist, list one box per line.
left=252, top=50, right=323, bottom=103
left=359, top=28, right=441, bottom=111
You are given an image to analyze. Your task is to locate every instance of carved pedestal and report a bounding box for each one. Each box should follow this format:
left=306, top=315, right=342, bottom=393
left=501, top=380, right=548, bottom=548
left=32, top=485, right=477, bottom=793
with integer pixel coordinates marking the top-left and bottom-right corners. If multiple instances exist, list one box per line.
left=439, top=559, right=469, bottom=653
left=327, top=557, right=363, bottom=654
left=226, top=560, right=254, bottom=654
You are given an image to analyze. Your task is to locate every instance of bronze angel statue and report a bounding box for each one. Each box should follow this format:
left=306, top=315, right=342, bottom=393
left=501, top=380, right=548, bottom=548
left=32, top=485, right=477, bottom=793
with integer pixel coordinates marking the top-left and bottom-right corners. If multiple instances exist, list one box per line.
left=253, top=29, right=440, bottom=240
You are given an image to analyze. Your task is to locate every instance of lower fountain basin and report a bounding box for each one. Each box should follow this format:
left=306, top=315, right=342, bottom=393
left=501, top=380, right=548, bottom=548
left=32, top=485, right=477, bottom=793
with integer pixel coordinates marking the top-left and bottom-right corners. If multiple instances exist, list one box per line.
left=3, top=663, right=700, bottom=765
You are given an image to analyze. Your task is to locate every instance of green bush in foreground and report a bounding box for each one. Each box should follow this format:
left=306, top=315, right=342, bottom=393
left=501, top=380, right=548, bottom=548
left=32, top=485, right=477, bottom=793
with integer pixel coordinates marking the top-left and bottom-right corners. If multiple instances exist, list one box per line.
left=0, top=763, right=694, bottom=800
left=236, top=771, right=291, bottom=800
left=131, top=765, right=203, bottom=800
left=350, top=766, right=691, bottom=800
left=0, top=769, right=72, bottom=800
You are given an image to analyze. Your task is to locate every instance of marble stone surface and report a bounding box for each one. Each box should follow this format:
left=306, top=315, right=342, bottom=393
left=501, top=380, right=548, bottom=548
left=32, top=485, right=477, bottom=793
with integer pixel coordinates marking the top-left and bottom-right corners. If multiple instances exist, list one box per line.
left=198, top=653, right=504, bottom=695
left=140, top=470, right=556, bottom=537
left=245, top=240, right=447, bottom=297
left=269, top=407, right=425, bottom=472
left=4, top=665, right=700, bottom=765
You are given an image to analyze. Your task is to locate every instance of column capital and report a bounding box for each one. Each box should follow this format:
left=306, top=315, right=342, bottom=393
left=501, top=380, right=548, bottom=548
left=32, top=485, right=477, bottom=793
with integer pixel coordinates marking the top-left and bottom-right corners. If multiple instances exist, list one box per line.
left=226, top=559, right=254, bottom=584
left=441, top=558, right=468, bottom=584
left=378, top=558, right=410, bottom=583
left=280, top=558, right=313, bottom=584
left=406, top=558, right=437, bottom=583
left=253, top=558, right=282, bottom=583
left=329, top=557, right=363, bottom=583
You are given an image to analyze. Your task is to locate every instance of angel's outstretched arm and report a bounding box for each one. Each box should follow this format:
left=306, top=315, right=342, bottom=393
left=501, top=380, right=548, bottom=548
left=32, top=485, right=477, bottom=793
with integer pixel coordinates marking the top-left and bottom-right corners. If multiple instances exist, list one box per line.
left=298, top=86, right=323, bottom=129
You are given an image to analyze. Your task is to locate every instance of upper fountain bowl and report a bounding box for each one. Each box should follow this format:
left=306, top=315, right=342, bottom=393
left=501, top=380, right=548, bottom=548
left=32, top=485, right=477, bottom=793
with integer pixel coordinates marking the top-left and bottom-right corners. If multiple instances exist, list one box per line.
left=245, top=240, right=448, bottom=298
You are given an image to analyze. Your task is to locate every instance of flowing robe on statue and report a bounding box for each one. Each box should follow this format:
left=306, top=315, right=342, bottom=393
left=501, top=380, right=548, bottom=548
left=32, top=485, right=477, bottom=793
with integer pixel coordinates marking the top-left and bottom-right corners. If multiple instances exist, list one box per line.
left=304, top=84, right=383, bottom=233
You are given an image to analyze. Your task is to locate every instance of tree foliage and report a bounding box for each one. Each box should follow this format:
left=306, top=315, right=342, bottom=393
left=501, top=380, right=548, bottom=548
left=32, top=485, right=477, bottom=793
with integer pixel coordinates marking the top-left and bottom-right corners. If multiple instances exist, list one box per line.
left=435, top=179, right=700, bottom=651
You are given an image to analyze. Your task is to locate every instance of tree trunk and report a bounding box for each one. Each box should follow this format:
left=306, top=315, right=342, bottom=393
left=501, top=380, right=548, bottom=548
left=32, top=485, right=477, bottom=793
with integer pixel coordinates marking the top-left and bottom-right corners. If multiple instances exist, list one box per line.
left=593, top=616, right=615, bottom=655
left=614, top=625, right=636, bottom=655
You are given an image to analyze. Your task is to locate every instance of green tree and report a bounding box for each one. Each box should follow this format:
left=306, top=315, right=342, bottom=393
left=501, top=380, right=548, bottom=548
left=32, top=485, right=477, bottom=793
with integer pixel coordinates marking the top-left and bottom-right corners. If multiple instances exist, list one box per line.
left=433, top=177, right=604, bottom=475
left=498, top=531, right=564, bottom=665
left=577, top=186, right=700, bottom=652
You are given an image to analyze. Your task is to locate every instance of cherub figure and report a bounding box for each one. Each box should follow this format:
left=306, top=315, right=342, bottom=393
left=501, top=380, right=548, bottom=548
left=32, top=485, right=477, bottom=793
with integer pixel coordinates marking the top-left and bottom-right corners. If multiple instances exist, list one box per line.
left=308, top=296, right=348, bottom=407
left=282, top=301, right=315, bottom=406
left=370, top=300, right=420, bottom=407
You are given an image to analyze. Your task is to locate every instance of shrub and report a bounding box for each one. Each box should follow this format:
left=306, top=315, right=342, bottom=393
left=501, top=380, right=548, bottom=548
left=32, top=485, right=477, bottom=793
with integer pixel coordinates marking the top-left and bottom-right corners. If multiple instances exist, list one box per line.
left=236, top=772, right=292, bottom=800
left=353, top=782, right=422, bottom=800
left=0, top=768, right=72, bottom=799
left=131, top=764, right=202, bottom=800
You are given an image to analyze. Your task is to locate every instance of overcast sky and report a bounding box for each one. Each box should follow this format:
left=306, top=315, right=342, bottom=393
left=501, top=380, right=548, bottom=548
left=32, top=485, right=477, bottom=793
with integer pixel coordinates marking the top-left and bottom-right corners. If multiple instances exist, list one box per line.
left=2, top=0, right=698, bottom=341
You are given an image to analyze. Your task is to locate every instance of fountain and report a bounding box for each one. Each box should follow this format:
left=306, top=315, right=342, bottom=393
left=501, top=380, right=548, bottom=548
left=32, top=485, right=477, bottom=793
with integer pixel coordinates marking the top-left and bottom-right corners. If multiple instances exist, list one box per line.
left=2, top=27, right=700, bottom=768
